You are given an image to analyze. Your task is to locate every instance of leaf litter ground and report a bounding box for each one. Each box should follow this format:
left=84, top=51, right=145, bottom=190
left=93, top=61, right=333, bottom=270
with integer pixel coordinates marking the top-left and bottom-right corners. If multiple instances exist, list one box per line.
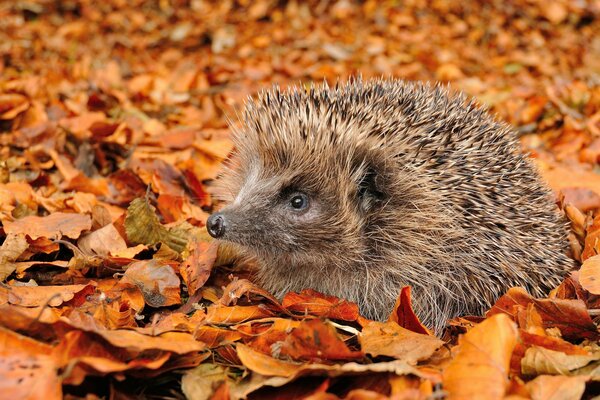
left=1, top=1, right=600, bottom=399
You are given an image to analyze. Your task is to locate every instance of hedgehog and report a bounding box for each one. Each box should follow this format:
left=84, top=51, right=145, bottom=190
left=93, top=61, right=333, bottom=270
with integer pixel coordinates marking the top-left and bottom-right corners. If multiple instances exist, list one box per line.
left=206, top=78, right=572, bottom=332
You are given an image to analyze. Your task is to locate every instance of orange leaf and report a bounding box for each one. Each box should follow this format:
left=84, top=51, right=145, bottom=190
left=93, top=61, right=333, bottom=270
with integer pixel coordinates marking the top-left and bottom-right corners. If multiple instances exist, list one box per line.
left=487, top=287, right=598, bottom=340
left=525, top=375, right=587, bottom=400
left=77, top=223, right=127, bottom=257
left=359, top=321, right=444, bottom=364
left=0, top=327, right=62, bottom=399
left=579, top=254, right=600, bottom=294
left=52, top=330, right=171, bottom=385
left=280, top=319, right=363, bottom=362
left=93, top=330, right=205, bottom=355
left=7, top=284, right=95, bottom=307
left=237, top=343, right=303, bottom=377
left=121, top=260, right=181, bottom=307
left=388, top=286, right=431, bottom=335
left=219, top=278, right=283, bottom=310
left=0, top=93, right=29, bottom=120
left=282, top=289, right=360, bottom=321
left=236, top=319, right=302, bottom=354
left=180, top=240, right=218, bottom=296
left=194, top=326, right=243, bottom=347
left=442, top=314, right=518, bottom=400
left=3, top=212, right=92, bottom=240
left=205, top=305, right=274, bottom=325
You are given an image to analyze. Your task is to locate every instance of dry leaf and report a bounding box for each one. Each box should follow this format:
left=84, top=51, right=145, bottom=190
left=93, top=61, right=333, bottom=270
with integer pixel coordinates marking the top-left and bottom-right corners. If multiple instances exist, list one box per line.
left=282, top=289, right=360, bottom=321
left=525, top=375, right=587, bottom=400
left=442, top=314, right=518, bottom=400
left=77, top=223, right=127, bottom=257
left=124, top=197, right=189, bottom=253
left=7, top=284, right=95, bottom=307
left=0, top=234, right=29, bottom=281
left=180, top=239, right=218, bottom=296
left=3, top=213, right=92, bottom=240
left=0, top=327, right=62, bottom=400
left=521, top=346, right=600, bottom=375
left=388, top=286, right=431, bottom=335
left=359, top=321, right=444, bottom=364
left=579, top=254, right=600, bottom=294
left=121, top=260, right=181, bottom=307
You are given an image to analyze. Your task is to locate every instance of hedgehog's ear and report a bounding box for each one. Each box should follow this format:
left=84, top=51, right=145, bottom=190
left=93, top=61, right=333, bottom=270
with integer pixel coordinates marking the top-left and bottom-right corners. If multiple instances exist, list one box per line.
left=357, top=165, right=386, bottom=212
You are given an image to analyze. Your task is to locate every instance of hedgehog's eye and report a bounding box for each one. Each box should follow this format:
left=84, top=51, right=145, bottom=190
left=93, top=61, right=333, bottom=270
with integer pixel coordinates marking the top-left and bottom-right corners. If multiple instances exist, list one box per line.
left=289, top=193, right=309, bottom=211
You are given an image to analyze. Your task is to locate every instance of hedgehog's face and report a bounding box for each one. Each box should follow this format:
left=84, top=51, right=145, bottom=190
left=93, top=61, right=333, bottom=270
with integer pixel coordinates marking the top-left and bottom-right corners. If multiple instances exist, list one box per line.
left=206, top=149, right=387, bottom=269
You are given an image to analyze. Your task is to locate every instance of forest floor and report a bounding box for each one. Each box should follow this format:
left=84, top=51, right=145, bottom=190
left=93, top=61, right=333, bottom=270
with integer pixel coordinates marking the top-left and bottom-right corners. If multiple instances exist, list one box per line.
left=1, top=1, right=600, bottom=399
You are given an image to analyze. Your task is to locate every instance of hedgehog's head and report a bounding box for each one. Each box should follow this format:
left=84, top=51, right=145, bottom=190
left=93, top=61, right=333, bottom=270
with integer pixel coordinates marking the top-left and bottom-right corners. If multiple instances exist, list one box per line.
left=206, top=84, right=403, bottom=272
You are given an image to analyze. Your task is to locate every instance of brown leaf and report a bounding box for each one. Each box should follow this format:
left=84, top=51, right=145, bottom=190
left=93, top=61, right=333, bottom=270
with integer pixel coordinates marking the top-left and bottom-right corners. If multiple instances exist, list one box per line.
left=93, top=329, right=205, bottom=354
left=124, top=197, right=190, bottom=253
left=359, top=321, right=444, bottom=364
left=442, top=314, right=518, bottom=400
left=181, top=364, right=229, bottom=400
left=180, top=239, right=218, bottom=296
left=7, top=284, right=95, bottom=307
left=0, top=93, right=30, bottom=120
left=487, top=287, right=598, bottom=341
left=194, top=326, right=243, bottom=348
left=121, top=260, right=181, bottom=307
left=388, top=286, right=431, bottom=335
left=521, top=346, right=600, bottom=375
left=525, top=375, right=587, bottom=400
left=77, top=223, right=127, bottom=257
left=579, top=254, right=600, bottom=294
left=219, top=278, right=283, bottom=310
left=236, top=319, right=302, bottom=355
left=3, top=212, right=92, bottom=240
left=237, top=343, right=303, bottom=377
left=205, top=305, right=275, bottom=325
left=282, top=289, right=360, bottom=321
left=520, top=330, right=589, bottom=356
left=0, top=327, right=62, bottom=400
left=0, top=234, right=29, bottom=281
left=52, top=330, right=171, bottom=385
left=280, top=319, right=363, bottom=362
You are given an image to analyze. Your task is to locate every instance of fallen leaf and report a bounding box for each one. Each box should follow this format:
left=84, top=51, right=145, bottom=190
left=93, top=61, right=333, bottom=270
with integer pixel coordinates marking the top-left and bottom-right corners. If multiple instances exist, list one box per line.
left=282, top=289, right=360, bottom=321
left=388, top=286, right=431, bottom=335
left=0, top=234, right=29, bottom=281
left=237, top=343, right=303, bottom=377
left=521, top=346, right=600, bottom=376
left=579, top=254, right=600, bottom=294
left=280, top=319, right=363, bottom=362
left=359, top=321, right=444, bottom=364
left=194, top=326, right=243, bottom=348
left=525, top=375, right=587, bottom=400
left=125, top=197, right=189, bottom=253
left=180, top=239, right=218, bottom=296
left=52, top=330, right=171, bottom=385
left=0, top=327, right=62, bottom=400
left=3, top=213, right=92, bottom=240
left=442, top=314, right=518, bottom=400
left=0, top=93, right=29, bottom=120
left=205, top=305, right=275, bottom=325
left=121, top=260, right=181, bottom=307
left=93, top=329, right=205, bottom=355
left=7, top=284, right=95, bottom=307
left=77, top=223, right=127, bottom=257
left=487, top=287, right=598, bottom=341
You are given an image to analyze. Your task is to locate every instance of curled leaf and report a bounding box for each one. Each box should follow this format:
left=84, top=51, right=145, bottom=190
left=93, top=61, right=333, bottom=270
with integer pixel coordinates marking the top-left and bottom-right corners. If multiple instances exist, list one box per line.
left=124, top=197, right=189, bottom=253
left=442, top=314, right=518, bottom=400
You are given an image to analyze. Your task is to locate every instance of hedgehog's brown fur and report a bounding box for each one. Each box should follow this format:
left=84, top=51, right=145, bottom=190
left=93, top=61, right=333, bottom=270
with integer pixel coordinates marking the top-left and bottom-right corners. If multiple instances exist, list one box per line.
left=209, top=78, right=573, bottom=332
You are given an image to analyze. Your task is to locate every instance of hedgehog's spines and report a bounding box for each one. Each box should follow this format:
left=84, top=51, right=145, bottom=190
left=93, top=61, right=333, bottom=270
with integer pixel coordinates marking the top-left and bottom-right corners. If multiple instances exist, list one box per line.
left=221, top=78, right=572, bottom=333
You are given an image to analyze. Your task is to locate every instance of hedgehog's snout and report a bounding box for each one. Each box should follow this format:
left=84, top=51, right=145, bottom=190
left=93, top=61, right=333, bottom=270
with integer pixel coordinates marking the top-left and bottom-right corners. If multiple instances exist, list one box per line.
left=207, top=213, right=226, bottom=238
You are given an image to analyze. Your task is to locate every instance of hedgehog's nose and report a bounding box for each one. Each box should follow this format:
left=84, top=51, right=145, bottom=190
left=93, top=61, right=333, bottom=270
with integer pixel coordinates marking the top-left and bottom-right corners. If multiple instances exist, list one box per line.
left=207, top=213, right=226, bottom=238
